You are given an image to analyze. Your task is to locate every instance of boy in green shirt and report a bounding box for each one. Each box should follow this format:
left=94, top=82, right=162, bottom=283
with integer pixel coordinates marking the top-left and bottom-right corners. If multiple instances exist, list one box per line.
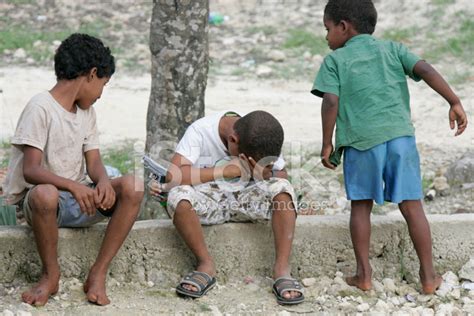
left=312, top=0, right=467, bottom=294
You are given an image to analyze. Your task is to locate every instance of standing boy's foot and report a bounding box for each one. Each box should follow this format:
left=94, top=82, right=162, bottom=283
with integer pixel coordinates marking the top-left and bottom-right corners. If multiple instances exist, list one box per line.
left=84, top=266, right=110, bottom=305
left=421, top=274, right=443, bottom=294
left=21, top=272, right=60, bottom=306
left=345, top=275, right=372, bottom=291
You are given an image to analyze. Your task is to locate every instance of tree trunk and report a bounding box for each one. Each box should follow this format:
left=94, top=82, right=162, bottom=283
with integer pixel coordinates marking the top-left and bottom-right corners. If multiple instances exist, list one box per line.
left=143, top=0, right=209, bottom=219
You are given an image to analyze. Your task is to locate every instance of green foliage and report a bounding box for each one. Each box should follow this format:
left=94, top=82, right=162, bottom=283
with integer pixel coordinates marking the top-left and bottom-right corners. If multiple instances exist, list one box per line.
left=382, top=28, right=414, bottom=43
left=283, top=28, right=328, bottom=55
left=0, top=19, right=109, bottom=62
left=245, top=25, right=277, bottom=36
left=102, top=141, right=136, bottom=175
left=423, top=16, right=474, bottom=64
left=431, top=0, right=455, bottom=5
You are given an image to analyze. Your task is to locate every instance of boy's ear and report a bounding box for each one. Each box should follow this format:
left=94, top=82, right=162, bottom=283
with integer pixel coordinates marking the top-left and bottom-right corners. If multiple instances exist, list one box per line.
left=87, top=67, right=98, bottom=81
left=228, top=133, right=239, bottom=145
left=340, top=20, right=349, bottom=32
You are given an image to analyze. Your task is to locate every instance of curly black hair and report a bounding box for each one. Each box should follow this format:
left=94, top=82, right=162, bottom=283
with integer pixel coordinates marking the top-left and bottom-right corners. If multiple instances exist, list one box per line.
left=54, top=33, right=115, bottom=80
left=324, top=0, right=378, bottom=34
left=234, top=111, right=284, bottom=164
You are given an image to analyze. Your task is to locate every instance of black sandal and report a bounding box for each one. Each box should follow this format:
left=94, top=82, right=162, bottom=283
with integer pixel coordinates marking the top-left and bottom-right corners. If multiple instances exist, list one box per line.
left=272, top=277, right=305, bottom=305
left=176, top=271, right=217, bottom=298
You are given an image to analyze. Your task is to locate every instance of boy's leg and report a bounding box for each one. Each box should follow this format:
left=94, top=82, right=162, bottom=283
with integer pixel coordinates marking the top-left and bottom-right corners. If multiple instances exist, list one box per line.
left=84, top=175, right=143, bottom=305
left=398, top=200, right=442, bottom=294
left=272, top=192, right=301, bottom=299
left=173, top=199, right=216, bottom=292
left=21, top=184, right=61, bottom=306
left=346, top=199, right=373, bottom=291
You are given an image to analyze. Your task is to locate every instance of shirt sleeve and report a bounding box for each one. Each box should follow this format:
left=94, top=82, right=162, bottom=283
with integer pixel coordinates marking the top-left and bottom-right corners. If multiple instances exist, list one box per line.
left=175, top=125, right=203, bottom=165
left=272, top=154, right=286, bottom=171
left=83, top=108, right=100, bottom=152
left=11, top=102, right=48, bottom=151
left=398, top=43, right=422, bottom=82
left=311, top=54, right=340, bottom=98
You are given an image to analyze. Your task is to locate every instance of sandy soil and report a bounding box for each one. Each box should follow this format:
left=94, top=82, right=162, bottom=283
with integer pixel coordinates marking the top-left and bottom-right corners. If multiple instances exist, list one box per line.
left=1, top=67, right=472, bottom=151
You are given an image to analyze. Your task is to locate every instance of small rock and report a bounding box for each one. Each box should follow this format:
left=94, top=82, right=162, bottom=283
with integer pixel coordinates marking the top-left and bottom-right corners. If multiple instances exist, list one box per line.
left=469, top=290, right=474, bottom=299
left=420, top=308, right=435, bottom=316
left=436, top=271, right=458, bottom=297
left=449, top=288, right=461, bottom=300
left=374, top=299, right=389, bottom=310
left=356, top=303, right=370, bottom=312
left=431, top=176, right=450, bottom=195
left=146, top=281, right=154, bottom=288
left=268, top=50, right=286, bottom=62
left=372, top=280, right=384, bottom=293
left=209, top=305, right=222, bottom=316
left=302, top=277, right=317, bottom=287
left=16, top=311, right=32, bottom=316
left=459, top=258, right=474, bottom=282
left=256, top=65, right=273, bottom=77
left=2, top=310, right=14, bottom=316
left=278, top=311, right=291, bottom=316
left=335, top=271, right=344, bottom=278
left=33, top=40, right=43, bottom=47
left=13, top=48, right=26, bottom=59
left=383, top=278, right=398, bottom=293
left=303, top=51, right=312, bottom=60
left=53, top=40, right=62, bottom=46
left=424, top=189, right=436, bottom=201
left=436, top=303, right=454, bottom=314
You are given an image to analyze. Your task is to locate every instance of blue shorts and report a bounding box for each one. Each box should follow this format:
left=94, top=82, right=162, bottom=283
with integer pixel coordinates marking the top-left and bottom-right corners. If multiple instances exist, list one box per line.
left=22, top=184, right=113, bottom=228
left=343, top=136, right=423, bottom=205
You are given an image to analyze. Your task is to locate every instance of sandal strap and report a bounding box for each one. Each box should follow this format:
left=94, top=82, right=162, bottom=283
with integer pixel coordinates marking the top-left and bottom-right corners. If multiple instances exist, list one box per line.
left=180, top=271, right=213, bottom=291
left=274, top=277, right=304, bottom=295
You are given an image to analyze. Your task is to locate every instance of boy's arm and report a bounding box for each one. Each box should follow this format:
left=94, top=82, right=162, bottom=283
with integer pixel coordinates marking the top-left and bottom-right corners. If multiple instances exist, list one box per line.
left=149, top=153, right=241, bottom=196
left=413, top=61, right=468, bottom=136
left=321, top=92, right=339, bottom=170
left=84, top=149, right=115, bottom=210
left=23, top=145, right=97, bottom=215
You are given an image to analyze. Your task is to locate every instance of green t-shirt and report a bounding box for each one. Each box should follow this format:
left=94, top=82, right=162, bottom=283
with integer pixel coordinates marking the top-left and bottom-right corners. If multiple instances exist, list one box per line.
left=311, top=34, right=422, bottom=166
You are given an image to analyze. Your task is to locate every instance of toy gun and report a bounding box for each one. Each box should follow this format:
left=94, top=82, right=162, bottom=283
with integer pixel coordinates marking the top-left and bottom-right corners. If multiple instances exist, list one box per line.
left=143, top=155, right=169, bottom=207
left=143, top=155, right=168, bottom=183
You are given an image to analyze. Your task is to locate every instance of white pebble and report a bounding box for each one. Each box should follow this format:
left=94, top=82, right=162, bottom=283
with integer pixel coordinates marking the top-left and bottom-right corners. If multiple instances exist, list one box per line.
left=302, top=277, right=317, bottom=287
left=356, top=303, right=370, bottom=312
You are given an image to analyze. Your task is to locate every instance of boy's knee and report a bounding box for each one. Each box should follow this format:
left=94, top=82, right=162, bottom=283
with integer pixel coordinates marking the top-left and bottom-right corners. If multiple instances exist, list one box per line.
left=119, top=175, right=144, bottom=203
left=29, top=184, right=59, bottom=212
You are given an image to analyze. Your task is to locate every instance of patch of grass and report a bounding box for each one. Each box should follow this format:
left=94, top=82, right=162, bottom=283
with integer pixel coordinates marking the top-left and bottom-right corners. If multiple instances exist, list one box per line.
left=102, top=141, right=136, bottom=175
left=245, top=25, right=277, bottom=36
left=0, top=19, right=109, bottom=62
left=283, top=28, right=328, bottom=55
left=6, top=0, right=34, bottom=4
left=230, top=67, right=247, bottom=77
left=423, top=16, right=474, bottom=64
left=382, top=28, right=414, bottom=43
left=431, top=0, right=455, bottom=5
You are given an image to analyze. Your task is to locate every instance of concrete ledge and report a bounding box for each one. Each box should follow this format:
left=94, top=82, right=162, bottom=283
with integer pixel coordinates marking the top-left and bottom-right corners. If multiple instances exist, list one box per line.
left=1, top=215, right=473, bottom=285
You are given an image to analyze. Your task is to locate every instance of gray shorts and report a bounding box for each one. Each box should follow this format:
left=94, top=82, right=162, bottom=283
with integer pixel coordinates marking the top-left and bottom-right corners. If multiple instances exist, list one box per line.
left=20, top=184, right=112, bottom=228
left=167, top=178, right=298, bottom=225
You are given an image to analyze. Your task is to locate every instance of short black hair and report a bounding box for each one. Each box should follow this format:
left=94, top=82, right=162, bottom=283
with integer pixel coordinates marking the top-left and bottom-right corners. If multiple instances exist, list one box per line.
left=324, top=0, right=377, bottom=35
left=54, top=33, right=115, bottom=80
left=234, top=111, right=284, bottom=164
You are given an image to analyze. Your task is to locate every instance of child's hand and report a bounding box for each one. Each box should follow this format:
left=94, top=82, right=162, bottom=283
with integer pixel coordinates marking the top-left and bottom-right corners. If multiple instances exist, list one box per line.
left=69, top=182, right=97, bottom=216
left=222, top=157, right=250, bottom=179
left=320, top=144, right=336, bottom=170
left=245, top=155, right=273, bottom=180
left=449, top=103, right=468, bottom=136
left=95, top=179, right=116, bottom=211
left=148, top=180, right=169, bottom=202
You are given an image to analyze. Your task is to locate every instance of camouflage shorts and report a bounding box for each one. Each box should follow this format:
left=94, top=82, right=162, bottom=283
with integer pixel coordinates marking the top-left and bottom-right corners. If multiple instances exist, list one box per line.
left=167, top=178, right=297, bottom=225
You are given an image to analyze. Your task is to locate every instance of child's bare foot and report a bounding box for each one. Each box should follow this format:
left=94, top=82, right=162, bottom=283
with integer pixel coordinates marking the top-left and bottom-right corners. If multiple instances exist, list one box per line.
left=84, top=266, right=110, bottom=306
left=181, top=260, right=216, bottom=293
left=21, top=272, right=60, bottom=306
left=421, top=275, right=443, bottom=294
left=345, top=275, right=372, bottom=291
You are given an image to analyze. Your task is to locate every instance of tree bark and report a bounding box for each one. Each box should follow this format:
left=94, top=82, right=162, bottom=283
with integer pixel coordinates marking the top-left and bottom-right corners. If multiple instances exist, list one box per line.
left=144, top=0, right=209, bottom=219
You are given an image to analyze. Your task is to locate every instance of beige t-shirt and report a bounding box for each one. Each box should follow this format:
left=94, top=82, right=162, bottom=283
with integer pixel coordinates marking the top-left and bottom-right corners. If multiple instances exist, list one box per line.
left=3, top=91, right=100, bottom=204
